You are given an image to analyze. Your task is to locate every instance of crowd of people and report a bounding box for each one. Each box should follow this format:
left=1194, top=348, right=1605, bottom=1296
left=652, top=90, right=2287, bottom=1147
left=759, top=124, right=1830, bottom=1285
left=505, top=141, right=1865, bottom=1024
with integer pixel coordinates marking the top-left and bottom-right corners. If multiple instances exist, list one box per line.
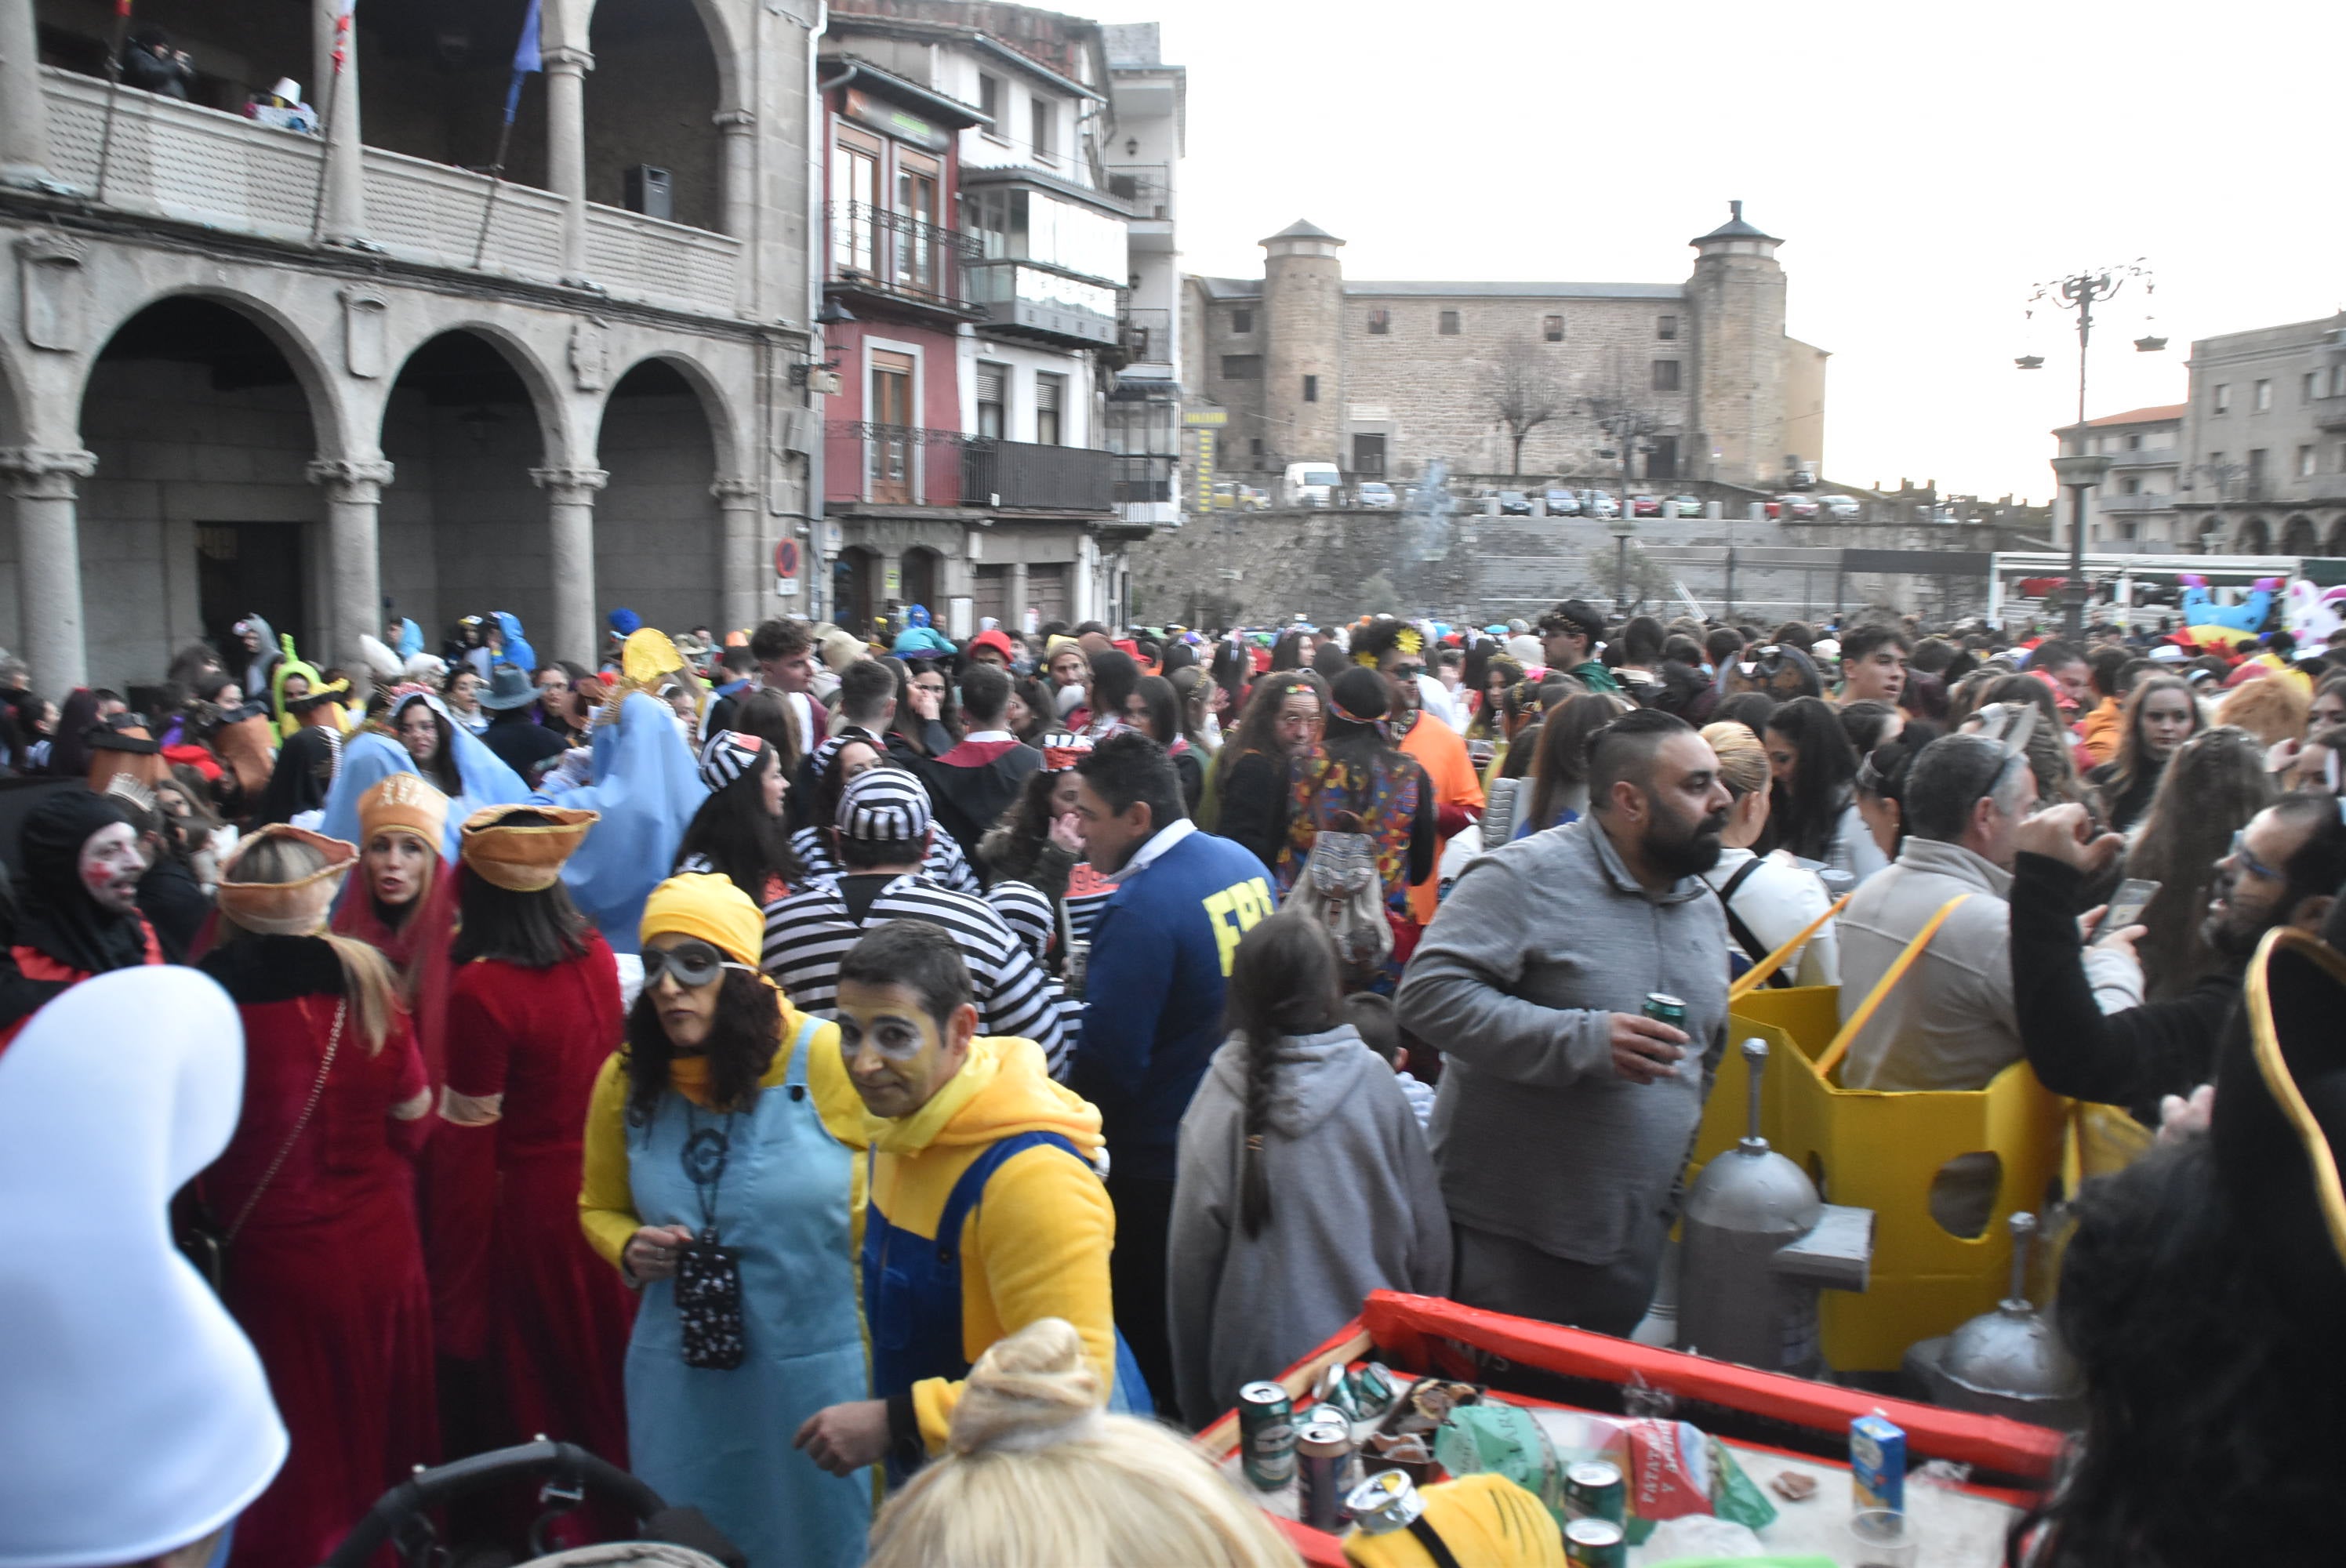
left=5, top=590, right=2346, bottom=1568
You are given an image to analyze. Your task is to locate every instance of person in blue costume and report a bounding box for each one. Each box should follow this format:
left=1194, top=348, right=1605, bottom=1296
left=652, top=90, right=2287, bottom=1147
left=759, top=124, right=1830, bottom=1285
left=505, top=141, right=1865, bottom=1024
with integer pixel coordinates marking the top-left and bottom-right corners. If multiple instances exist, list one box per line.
left=489, top=612, right=536, bottom=676
left=539, top=690, right=706, bottom=955
left=317, top=696, right=528, bottom=863
left=579, top=873, right=872, bottom=1568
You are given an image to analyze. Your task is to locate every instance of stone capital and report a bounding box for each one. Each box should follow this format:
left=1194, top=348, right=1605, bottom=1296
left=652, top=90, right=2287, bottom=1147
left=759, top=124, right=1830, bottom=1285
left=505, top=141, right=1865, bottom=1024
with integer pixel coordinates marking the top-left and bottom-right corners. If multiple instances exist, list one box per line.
left=713, top=108, right=757, bottom=132
left=711, top=476, right=760, bottom=506
left=542, top=45, right=595, bottom=74
left=307, top=456, right=396, bottom=501
left=532, top=465, right=609, bottom=502
left=0, top=446, right=96, bottom=499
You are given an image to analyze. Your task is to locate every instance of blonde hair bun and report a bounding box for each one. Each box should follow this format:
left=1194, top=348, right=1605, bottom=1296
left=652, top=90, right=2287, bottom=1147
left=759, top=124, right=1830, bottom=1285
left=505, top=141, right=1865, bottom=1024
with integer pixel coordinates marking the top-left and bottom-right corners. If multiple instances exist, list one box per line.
left=948, top=1317, right=1103, bottom=1456
left=1701, top=719, right=1771, bottom=798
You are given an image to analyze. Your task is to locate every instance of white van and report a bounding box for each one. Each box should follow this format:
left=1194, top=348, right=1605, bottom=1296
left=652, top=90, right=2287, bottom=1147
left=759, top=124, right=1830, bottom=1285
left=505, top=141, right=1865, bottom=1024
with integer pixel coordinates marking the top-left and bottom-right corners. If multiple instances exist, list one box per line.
left=1280, top=461, right=1342, bottom=507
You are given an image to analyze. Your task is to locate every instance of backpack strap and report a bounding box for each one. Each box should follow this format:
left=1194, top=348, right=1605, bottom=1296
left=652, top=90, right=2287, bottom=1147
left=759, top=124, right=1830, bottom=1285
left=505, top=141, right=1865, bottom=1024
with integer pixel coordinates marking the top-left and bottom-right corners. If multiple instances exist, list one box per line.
left=1729, top=891, right=1854, bottom=1000
left=1814, top=895, right=1971, bottom=1078
left=1711, top=858, right=1789, bottom=989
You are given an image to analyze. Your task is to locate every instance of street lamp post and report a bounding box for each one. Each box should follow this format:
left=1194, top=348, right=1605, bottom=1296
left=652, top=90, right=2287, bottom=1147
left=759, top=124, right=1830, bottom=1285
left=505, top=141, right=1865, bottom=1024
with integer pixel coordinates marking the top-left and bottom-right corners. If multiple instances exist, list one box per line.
left=1611, top=514, right=1636, bottom=611
left=2021, top=261, right=2156, bottom=637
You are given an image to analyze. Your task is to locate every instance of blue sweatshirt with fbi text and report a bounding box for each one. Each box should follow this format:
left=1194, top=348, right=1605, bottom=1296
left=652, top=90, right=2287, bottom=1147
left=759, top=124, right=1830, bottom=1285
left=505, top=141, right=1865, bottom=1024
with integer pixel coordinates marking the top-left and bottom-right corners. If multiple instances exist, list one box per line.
left=1070, top=825, right=1273, bottom=1181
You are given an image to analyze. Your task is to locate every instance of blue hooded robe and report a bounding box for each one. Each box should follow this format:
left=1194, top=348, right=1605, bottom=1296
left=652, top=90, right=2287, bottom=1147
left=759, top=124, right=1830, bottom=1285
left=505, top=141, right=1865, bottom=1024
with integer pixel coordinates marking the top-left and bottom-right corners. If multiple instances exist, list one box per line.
left=534, top=692, right=705, bottom=954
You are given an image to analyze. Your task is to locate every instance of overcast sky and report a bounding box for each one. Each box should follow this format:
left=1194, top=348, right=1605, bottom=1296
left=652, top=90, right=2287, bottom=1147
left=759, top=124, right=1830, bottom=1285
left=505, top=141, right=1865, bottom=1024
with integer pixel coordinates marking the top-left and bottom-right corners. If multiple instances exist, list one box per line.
left=1131, top=0, right=2341, bottom=503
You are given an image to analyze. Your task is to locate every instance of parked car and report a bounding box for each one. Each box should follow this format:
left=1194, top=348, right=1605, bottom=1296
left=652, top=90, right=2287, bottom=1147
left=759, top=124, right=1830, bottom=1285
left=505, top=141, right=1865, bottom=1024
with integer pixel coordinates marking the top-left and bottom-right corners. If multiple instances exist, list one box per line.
left=1774, top=494, right=1821, bottom=521
left=1542, top=488, right=1582, bottom=517
left=1582, top=490, right=1621, bottom=518
left=1239, top=485, right=1271, bottom=510
left=1629, top=494, right=1664, bottom=517
left=1356, top=481, right=1398, bottom=508
left=1816, top=493, right=1862, bottom=521
left=1667, top=494, right=1706, bottom=518
left=1496, top=490, right=1534, bottom=516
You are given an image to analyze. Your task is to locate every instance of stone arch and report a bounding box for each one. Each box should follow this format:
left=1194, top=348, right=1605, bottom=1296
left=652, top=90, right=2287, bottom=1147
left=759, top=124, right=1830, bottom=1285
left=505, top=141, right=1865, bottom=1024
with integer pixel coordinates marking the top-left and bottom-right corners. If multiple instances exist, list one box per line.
left=2281, top=514, right=2319, bottom=556
left=377, top=327, right=567, bottom=652
left=902, top=544, right=945, bottom=618
left=378, top=320, right=568, bottom=464
left=2326, top=516, right=2346, bottom=557
left=593, top=357, right=724, bottom=636
left=2240, top=516, right=2272, bottom=554
left=579, top=0, right=729, bottom=234
left=575, top=0, right=743, bottom=112
left=77, top=285, right=348, bottom=456
left=601, top=348, right=742, bottom=476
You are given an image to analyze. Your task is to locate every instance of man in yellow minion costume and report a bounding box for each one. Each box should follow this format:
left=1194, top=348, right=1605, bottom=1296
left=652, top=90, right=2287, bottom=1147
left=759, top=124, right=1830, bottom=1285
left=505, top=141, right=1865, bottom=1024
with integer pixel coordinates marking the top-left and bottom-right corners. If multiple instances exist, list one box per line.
left=794, top=917, right=1131, bottom=1483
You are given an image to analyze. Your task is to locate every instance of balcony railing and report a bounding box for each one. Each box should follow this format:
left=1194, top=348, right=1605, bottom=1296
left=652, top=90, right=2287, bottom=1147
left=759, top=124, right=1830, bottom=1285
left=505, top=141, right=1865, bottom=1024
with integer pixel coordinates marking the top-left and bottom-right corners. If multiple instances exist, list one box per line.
left=1104, top=163, right=1171, bottom=220
left=1111, top=453, right=1177, bottom=505
left=963, top=440, right=1116, bottom=512
left=2313, top=394, right=2346, bottom=432
left=1121, top=307, right=1172, bottom=365
left=2094, top=491, right=2177, bottom=513
left=2103, top=445, right=2181, bottom=468
left=824, top=202, right=982, bottom=311
left=824, top=421, right=968, bottom=507
left=40, top=67, right=743, bottom=317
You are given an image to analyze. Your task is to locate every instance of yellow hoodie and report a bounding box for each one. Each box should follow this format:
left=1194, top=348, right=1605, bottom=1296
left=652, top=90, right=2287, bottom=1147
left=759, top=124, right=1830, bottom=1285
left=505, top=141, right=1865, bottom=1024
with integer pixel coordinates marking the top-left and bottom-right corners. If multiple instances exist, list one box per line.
left=870, top=1034, right=1116, bottom=1454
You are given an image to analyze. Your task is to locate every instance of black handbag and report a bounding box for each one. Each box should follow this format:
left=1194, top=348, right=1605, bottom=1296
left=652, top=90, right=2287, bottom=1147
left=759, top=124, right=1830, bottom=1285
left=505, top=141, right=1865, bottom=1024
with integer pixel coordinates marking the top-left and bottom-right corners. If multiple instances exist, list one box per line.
left=675, top=1114, right=746, bottom=1370
left=178, top=1000, right=345, bottom=1297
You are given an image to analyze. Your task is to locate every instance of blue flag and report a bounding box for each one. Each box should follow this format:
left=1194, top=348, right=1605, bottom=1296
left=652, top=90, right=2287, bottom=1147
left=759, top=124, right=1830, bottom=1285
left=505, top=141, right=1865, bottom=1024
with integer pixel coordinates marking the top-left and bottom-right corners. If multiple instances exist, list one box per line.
left=503, top=0, right=543, bottom=125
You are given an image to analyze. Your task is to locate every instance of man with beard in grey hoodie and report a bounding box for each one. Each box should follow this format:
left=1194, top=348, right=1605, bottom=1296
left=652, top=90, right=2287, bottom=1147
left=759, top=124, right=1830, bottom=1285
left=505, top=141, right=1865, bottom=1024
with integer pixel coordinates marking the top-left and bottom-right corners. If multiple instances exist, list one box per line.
left=1398, top=706, right=1733, bottom=1336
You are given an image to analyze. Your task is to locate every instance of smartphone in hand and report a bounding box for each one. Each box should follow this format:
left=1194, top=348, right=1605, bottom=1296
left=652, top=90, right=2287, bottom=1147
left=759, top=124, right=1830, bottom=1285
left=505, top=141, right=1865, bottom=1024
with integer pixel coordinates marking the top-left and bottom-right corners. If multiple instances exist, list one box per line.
left=2090, top=878, right=2160, bottom=946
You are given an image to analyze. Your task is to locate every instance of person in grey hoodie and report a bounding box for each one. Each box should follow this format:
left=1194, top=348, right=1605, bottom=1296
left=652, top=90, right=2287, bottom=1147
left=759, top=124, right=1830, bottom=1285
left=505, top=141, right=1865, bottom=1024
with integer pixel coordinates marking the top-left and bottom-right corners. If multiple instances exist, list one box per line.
left=1169, top=911, right=1449, bottom=1428
left=1397, top=707, right=1733, bottom=1338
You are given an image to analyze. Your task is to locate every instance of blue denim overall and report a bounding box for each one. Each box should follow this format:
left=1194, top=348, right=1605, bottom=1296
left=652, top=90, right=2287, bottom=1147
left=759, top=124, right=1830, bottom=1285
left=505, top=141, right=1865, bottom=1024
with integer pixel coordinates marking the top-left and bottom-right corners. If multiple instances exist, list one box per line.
left=861, top=1130, right=1152, bottom=1480
left=623, top=1018, right=870, bottom=1567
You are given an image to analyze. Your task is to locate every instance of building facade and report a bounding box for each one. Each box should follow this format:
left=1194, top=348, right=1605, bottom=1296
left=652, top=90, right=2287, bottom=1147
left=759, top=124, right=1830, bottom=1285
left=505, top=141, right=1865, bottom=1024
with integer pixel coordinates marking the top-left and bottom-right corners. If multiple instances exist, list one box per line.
left=2053, top=404, right=2185, bottom=550
left=2174, top=314, right=2346, bottom=557
left=1182, top=203, right=1828, bottom=492
left=817, top=0, right=1175, bottom=636
left=0, top=0, right=823, bottom=691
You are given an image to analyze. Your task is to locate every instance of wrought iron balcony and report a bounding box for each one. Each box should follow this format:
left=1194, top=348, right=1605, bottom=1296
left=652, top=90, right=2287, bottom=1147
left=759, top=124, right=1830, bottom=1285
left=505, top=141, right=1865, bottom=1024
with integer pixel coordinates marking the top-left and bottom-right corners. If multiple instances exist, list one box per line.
left=1121, top=307, right=1172, bottom=366
left=823, top=202, right=982, bottom=315
left=1105, top=163, right=1171, bottom=220
left=824, top=421, right=968, bottom=507
left=962, top=439, right=1116, bottom=512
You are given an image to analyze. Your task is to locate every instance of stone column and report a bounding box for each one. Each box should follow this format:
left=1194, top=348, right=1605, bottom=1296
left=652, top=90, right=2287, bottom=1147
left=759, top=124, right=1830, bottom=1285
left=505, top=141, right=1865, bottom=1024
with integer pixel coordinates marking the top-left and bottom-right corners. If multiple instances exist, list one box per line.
left=713, top=475, right=762, bottom=634
left=532, top=464, right=605, bottom=666
left=310, top=0, right=366, bottom=243
left=0, top=447, right=97, bottom=690
left=1010, top=561, right=1030, bottom=632
left=0, top=0, right=53, bottom=190
left=543, top=45, right=594, bottom=284
left=307, top=457, right=393, bottom=698
left=714, top=108, right=757, bottom=315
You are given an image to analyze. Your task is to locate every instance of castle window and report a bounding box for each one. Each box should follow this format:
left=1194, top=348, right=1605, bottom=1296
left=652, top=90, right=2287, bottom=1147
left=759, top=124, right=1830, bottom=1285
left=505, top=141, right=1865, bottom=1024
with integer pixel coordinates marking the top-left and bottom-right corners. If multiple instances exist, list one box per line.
left=1658, top=314, right=1679, bottom=340
left=1651, top=359, right=1681, bottom=393
left=1367, top=309, right=1390, bottom=335
left=1220, top=354, right=1262, bottom=379
left=1542, top=314, right=1564, bottom=342
left=1230, top=309, right=1254, bottom=335
left=1302, top=375, right=1319, bottom=403
left=1438, top=310, right=1460, bottom=336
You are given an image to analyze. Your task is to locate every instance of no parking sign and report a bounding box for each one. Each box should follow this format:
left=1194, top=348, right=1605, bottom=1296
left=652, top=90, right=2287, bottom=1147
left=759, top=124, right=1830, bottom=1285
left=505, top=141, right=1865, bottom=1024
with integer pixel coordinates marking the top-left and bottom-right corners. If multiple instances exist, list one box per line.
left=775, top=537, right=801, bottom=597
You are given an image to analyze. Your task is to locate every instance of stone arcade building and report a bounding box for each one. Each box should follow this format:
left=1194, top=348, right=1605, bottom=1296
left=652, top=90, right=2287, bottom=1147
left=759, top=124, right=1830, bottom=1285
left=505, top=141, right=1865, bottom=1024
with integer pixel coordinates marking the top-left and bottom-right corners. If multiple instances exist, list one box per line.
left=1183, top=202, right=1829, bottom=493
left=0, top=0, right=821, bottom=691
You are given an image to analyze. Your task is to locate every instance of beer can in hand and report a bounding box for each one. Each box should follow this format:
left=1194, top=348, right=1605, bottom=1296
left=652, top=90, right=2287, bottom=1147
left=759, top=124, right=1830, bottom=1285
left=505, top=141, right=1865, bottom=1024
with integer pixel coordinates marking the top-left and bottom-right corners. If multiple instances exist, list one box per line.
left=1643, top=992, right=1687, bottom=1031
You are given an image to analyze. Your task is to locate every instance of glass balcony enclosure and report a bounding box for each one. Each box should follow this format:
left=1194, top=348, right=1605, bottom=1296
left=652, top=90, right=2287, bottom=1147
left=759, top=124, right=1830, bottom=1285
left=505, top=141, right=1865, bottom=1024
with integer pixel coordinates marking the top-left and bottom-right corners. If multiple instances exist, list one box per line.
left=963, top=186, right=1124, bottom=285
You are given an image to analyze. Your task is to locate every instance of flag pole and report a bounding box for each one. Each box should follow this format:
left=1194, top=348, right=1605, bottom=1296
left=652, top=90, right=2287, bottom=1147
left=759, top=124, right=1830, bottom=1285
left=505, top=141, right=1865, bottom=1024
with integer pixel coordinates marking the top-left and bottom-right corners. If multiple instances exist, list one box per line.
left=307, top=2, right=352, bottom=241
left=91, top=0, right=138, bottom=201
left=470, top=0, right=541, bottom=270
left=469, top=110, right=518, bottom=269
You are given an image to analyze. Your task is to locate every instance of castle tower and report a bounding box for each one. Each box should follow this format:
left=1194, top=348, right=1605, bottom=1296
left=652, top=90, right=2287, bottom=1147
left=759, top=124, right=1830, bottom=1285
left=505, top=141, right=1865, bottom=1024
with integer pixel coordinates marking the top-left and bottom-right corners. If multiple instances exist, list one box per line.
left=1686, top=201, right=1789, bottom=488
left=1260, top=219, right=1346, bottom=467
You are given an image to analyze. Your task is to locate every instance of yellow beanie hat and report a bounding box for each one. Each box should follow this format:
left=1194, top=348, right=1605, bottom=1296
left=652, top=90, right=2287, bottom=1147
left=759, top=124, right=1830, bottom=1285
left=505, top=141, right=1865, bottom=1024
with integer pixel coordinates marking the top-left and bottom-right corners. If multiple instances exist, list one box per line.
left=640, top=872, right=764, bottom=969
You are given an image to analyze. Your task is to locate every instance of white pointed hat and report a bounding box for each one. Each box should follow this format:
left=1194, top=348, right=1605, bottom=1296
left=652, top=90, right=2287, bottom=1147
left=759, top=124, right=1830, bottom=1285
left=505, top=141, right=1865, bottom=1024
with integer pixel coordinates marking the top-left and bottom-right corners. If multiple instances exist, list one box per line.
left=0, top=967, right=288, bottom=1567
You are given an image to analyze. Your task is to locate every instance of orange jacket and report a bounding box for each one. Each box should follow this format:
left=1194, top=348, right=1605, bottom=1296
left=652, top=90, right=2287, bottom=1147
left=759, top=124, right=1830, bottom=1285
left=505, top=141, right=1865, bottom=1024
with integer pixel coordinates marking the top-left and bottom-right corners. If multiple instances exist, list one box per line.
left=1399, top=715, right=1484, bottom=926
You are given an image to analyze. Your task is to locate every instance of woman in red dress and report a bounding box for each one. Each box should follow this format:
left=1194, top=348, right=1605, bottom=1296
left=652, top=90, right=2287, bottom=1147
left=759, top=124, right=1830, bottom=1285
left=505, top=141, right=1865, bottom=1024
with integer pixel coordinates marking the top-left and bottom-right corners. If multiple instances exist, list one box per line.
left=198, top=826, right=436, bottom=1568
left=438, top=805, right=634, bottom=1479
left=332, top=773, right=458, bottom=1081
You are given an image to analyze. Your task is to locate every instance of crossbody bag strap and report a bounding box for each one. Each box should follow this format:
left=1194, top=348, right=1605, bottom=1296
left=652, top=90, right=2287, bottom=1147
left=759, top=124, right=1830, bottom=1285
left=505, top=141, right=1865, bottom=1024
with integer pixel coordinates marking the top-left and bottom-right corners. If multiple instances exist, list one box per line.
left=1729, top=891, right=1855, bottom=1000
left=1814, top=895, right=1970, bottom=1078
left=224, top=997, right=346, bottom=1244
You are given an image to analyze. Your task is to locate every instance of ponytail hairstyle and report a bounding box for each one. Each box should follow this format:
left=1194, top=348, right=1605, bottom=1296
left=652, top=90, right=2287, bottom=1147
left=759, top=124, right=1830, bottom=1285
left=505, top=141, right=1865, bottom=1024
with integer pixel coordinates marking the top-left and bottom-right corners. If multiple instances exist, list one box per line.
left=1220, top=912, right=1345, bottom=1240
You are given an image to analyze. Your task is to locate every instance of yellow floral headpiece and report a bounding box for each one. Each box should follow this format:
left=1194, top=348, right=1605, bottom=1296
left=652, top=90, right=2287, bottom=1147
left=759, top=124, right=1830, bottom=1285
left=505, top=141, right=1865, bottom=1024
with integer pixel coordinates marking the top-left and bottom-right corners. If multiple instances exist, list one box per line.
left=1353, top=649, right=1378, bottom=667
left=1396, top=627, right=1425, bottom=657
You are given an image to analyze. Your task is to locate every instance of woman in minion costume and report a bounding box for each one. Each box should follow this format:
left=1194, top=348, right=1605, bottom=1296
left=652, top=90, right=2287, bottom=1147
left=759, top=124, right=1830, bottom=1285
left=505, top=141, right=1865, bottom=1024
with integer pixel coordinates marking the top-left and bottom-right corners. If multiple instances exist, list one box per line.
left=578, top=871, right=871, bottom=1568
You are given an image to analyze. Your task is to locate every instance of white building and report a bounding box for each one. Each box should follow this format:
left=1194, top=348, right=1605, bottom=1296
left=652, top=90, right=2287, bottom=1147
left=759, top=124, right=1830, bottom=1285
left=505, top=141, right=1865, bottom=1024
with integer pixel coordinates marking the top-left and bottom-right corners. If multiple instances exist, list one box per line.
left=2054, top=404, right=2185, bottom=550
left=1102, top=21, right=1184, bottom=529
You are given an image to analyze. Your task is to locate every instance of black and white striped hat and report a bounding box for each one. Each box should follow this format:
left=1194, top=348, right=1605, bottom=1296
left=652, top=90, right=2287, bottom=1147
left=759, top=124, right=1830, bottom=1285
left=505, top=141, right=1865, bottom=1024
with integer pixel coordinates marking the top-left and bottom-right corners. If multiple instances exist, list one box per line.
left=697, top=729, right=766, bottom=793
left=837, top=765, right=932, bottom=844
